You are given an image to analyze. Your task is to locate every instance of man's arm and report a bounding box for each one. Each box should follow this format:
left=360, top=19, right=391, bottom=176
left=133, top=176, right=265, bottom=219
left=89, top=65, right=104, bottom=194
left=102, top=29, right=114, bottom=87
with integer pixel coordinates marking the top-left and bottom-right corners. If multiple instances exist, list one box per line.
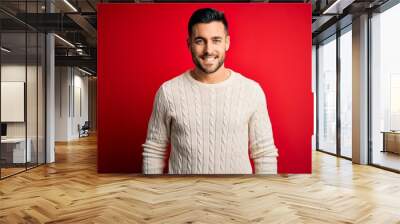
left=142, top=85, right=171, bottom=174
left=249, top=84, right=279, bottom=174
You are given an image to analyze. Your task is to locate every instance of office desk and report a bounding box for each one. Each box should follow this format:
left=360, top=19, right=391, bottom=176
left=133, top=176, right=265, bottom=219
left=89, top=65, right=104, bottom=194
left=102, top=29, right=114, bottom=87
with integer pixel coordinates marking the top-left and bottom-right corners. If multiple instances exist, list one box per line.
left=1, top=138, right=32, bottom=163
left=382, top=131, right=400, bottom=154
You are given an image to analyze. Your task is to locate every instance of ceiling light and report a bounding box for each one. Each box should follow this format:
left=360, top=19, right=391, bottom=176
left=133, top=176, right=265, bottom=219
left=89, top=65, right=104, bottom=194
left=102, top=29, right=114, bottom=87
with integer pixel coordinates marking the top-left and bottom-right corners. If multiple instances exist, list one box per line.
left=323, top=0, right=355, bottom=15
left=63, top=0, right=78, bottom=12
left=54, top=34, right=75, bottom=48
left=78, top=67, right=93, bottom=76
left=1, top=47, right=11, bottom=53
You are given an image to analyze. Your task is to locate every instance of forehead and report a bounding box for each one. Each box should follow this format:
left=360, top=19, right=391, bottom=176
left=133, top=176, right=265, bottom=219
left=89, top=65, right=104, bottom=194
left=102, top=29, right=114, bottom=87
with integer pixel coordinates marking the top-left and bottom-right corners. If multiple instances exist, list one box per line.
left=191, top=21, right=226, bottom=37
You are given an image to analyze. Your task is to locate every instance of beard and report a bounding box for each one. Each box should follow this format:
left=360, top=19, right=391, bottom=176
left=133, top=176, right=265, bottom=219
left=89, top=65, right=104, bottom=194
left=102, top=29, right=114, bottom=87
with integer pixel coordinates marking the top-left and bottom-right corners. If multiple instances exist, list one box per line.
left=191, top=52, right=225, bottom=74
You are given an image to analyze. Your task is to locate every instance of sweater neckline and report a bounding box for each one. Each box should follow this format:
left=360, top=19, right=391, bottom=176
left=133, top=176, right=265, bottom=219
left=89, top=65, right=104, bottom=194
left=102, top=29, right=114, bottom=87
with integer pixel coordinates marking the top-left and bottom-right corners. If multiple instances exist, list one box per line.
left=184, top=69, right=237, bottom=88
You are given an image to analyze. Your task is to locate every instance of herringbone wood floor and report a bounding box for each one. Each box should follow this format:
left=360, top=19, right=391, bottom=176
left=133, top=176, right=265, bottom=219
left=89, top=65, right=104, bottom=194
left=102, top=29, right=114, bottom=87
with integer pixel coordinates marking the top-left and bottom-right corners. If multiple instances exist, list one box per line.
left=1, top=134, right=400, bottom=224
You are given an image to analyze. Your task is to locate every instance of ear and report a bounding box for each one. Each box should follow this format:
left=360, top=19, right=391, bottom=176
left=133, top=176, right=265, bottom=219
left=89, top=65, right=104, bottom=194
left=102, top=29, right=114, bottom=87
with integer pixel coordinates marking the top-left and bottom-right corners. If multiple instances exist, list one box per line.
left=225, top=35, right=230, bottom=51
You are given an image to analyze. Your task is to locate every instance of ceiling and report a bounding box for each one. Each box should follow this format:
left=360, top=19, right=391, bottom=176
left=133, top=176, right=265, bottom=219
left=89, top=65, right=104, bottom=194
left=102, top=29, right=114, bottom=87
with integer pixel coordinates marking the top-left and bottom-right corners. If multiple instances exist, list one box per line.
left=0, top=0, right=394, bottom=75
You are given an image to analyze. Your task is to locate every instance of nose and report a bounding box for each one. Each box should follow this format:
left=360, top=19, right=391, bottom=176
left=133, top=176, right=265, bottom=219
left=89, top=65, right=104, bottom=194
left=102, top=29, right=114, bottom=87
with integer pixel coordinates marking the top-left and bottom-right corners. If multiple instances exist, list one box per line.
left=204, top=43, right=213, bottom=55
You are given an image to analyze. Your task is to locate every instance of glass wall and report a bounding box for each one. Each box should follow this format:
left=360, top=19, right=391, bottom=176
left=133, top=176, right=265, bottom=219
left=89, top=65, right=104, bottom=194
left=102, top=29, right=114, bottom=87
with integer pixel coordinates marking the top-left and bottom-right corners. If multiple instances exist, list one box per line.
left=1, top=31, right=28, bottom=177
left=38, top=32, right=45, bottom=165
left=339, top=27, right=352, bottom=158
left=371, top=3, right=400, bottom=171
left=0, top=1, right=46, bottom=179
left=317, top=35, right=337, bottom=154
left=317, top=25, right=353, bottom=159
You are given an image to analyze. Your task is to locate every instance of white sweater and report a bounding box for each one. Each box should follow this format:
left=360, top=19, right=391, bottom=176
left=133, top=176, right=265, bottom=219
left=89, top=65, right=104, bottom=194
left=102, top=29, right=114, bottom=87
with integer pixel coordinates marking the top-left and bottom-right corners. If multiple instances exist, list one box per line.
left=142, top=69, right=278, bottom=174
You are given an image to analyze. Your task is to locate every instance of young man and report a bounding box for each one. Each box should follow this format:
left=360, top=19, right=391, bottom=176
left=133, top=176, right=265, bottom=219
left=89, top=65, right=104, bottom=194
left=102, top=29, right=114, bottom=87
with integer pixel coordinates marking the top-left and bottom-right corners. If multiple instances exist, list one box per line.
left=142, top=8, right=278, bottom=174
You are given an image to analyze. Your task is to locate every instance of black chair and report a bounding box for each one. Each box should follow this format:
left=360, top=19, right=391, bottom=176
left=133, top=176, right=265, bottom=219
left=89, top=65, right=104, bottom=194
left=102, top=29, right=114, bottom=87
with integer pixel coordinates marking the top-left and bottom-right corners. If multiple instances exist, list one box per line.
left=79, top=121, right=90, bottom=138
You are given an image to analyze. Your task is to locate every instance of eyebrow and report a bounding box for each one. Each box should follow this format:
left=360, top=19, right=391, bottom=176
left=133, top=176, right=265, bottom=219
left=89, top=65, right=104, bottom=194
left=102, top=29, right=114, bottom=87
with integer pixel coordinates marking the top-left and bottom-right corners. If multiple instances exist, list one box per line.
left=193, top=36, right=223, bottom=40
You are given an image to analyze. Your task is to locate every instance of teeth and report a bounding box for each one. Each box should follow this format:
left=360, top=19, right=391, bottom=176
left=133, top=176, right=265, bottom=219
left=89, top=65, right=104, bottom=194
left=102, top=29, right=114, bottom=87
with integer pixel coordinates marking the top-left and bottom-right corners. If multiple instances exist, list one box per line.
left=204, top=56, right=216, bottom=62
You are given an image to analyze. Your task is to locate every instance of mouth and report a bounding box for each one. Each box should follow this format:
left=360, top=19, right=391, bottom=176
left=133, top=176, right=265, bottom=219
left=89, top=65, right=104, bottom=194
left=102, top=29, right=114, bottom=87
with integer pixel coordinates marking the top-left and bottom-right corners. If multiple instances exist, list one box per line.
left=201, top=55, right=218, bottom=65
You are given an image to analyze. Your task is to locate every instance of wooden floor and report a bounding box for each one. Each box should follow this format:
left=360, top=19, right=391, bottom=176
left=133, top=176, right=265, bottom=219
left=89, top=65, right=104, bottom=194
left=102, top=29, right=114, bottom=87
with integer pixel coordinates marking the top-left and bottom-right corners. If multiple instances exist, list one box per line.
left=0, top=167, right=26, bottom=178
left=373, top=151, right=400, bottom=171
left=1, top=135, right=400, bottom=223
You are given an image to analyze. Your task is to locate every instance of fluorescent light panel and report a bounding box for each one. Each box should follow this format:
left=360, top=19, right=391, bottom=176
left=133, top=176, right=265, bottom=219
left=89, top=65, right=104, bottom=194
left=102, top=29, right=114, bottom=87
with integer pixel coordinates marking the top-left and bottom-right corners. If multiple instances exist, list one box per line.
left=323, top=0, right=354, bottom=15
left=1, top=47, right=11, bottom=53
left=78, top=67, right=93, bottom=76
left=63, top=0, right=78, bottom=12
left=54, top=34, right=75, bottom=48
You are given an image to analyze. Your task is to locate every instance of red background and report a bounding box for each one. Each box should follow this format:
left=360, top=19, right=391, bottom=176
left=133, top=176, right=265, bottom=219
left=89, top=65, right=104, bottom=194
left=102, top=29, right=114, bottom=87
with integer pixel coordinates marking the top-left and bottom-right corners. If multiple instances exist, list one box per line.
left=97, top=3, right=312, bottom=174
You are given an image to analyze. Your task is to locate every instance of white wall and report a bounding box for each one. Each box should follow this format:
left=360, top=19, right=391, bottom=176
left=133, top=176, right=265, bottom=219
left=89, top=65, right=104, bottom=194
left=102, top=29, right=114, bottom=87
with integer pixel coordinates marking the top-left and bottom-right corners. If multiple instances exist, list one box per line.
left=1, top=63, right=46, bottom=164
left=88, top=77, right=97, bottom=131
left=73, top=73, right=89, bottom=137
left=55, top=67, right=89, bottom=141
left=55, top=66, right=69, bottom=141
left=1, top=65, right=39, bottom=137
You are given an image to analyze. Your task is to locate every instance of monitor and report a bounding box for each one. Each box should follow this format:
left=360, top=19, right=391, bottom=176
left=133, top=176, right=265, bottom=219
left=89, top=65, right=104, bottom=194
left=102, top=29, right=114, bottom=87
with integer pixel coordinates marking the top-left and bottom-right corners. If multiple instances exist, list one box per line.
left=1, top=123, right=7, bottom=137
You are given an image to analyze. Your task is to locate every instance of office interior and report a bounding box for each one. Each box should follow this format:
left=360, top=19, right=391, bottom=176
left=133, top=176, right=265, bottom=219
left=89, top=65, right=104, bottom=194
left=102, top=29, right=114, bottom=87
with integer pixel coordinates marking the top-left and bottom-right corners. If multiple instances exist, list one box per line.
left=0, top=0, right=400, bottom=223
left=0, top=0, right=97, bottom=178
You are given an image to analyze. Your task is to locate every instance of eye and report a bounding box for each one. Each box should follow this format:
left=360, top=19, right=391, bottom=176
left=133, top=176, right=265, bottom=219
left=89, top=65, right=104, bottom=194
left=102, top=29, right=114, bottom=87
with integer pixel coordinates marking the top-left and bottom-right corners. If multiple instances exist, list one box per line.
left=213, top=39, right=222, bottom=43
left=194, top=39, right=204, bottom=45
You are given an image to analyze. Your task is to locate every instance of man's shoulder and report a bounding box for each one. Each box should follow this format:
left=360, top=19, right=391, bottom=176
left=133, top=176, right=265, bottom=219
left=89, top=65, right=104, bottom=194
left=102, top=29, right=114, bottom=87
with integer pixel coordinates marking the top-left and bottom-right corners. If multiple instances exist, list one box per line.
left=231, top=70, right=266, bottom=99
left=232, top=70, right=261, bottom=88
left=160, top=70, right=189, bottom=90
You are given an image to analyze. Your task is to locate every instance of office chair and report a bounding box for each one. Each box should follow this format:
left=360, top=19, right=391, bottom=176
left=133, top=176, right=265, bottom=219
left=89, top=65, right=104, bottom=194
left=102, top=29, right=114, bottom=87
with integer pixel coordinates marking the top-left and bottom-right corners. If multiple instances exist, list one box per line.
left=79, top=121, right=90, bottom=138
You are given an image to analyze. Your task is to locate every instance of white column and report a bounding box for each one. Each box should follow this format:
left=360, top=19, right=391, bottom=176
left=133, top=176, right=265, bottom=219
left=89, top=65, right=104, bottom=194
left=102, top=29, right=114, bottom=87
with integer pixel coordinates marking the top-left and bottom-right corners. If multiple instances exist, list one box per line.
left=46, top=33, right=55, bottom=163
left=45, top=1, right=55, bottom=163
left=352, top=14, right=369, bottom=164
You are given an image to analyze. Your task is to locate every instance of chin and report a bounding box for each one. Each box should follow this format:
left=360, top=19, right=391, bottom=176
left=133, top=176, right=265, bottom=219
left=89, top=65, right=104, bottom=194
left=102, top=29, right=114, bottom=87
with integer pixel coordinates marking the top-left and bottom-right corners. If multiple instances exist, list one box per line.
left=202, top=67, right=218, bottom=74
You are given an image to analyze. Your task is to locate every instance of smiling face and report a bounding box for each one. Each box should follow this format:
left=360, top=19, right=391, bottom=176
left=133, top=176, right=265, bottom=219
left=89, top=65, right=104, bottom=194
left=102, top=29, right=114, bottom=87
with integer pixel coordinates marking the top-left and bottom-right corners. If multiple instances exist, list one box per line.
left=188, top=21, right=230, bottom=75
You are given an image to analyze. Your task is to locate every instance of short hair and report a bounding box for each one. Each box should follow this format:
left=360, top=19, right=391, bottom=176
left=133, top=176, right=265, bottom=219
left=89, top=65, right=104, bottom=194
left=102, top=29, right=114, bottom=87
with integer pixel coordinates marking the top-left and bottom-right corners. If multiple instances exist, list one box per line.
left=188, top=8, right=229, bottom=37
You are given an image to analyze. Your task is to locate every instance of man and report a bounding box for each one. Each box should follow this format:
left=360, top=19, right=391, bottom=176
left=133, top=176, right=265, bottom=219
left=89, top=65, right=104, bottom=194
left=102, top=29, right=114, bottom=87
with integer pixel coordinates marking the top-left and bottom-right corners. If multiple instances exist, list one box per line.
left=142, top=8, right=278, bottom=174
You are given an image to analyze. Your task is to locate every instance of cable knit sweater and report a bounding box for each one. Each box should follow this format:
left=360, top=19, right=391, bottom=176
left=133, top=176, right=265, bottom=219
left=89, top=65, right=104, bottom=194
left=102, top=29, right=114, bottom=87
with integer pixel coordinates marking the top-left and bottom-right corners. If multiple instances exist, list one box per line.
left=142, top=69, right=278, bottom=174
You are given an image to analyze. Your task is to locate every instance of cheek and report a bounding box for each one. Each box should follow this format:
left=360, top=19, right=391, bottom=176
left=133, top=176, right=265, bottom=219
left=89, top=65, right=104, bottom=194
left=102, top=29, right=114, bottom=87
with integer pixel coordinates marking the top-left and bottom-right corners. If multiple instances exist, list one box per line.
left=192, top=46, right=204, bottom=56
left=217, top=46, right=226, bottom=55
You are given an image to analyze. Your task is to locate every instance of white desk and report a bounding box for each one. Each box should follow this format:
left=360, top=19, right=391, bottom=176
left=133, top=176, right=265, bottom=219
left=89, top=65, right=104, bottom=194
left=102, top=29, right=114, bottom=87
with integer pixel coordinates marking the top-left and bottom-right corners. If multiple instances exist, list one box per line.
left=1, top=138, right=31, bottom=163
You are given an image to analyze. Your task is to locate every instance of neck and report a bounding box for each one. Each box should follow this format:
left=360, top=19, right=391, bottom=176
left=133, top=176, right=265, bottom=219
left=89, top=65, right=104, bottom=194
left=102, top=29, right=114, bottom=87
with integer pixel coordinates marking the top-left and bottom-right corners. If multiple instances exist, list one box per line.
left=191, top=66, right=231, bottom=84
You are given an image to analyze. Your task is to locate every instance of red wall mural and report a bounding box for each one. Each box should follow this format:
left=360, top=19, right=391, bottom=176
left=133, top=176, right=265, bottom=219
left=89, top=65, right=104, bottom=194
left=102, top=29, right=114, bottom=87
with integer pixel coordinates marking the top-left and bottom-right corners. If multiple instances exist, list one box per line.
left=97, top=3, right=312, bottom=173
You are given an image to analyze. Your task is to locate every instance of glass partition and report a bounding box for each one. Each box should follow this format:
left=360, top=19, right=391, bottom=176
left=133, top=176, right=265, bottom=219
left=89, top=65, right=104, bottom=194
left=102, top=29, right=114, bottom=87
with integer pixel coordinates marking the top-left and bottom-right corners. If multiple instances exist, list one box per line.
left=317, top=35, right=337, bottom=155
left=0, top=1, right=46, bottom=179
left=27, top=30, right=38, bottom=169
left=371, top=3, right=400, bottom=171
left=339, top=27, right=352, bottom=158
left=1, top=30, right=28, bottom=177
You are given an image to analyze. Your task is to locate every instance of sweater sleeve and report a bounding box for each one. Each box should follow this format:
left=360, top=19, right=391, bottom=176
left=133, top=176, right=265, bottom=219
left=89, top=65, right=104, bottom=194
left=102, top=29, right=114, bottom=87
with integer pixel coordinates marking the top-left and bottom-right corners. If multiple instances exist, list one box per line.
left=142, top=85, right=171, bottom=174
left=249, top=84, right=279, bottom=174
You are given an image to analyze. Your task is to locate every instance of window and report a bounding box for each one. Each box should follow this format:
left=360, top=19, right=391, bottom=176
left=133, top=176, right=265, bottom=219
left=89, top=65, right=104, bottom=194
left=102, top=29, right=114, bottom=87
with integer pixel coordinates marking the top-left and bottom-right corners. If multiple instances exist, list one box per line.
left=371, top=2, right=400, bottom=171
left=339, top=28, right=352, bottom=158
left=0, top=1, right=46, bottom=179
left=317, top=35, right=337, bottom=154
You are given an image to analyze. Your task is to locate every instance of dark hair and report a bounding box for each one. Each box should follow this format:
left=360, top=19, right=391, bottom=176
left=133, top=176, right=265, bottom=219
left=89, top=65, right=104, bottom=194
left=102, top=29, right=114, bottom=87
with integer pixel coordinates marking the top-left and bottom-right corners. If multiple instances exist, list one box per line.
left=188, top=8, right=228, bottom=37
